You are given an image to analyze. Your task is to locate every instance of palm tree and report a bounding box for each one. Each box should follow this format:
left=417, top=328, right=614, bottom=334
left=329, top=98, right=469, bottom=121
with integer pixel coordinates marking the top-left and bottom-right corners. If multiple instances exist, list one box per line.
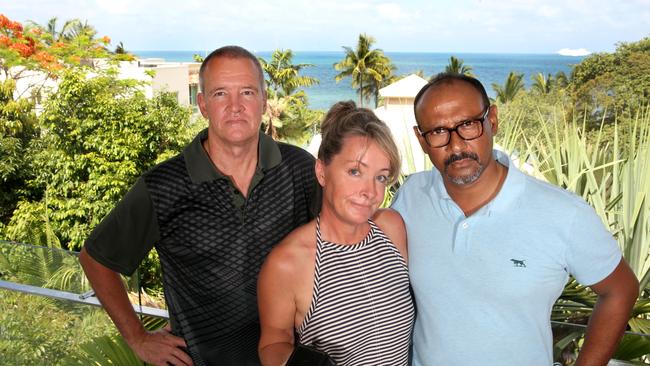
left=334, top=33, right=391, bottom=107
left=492, top=71, right=525, bottom=104
left=68, top=20, right=97, bottom=40
left=115, top=42, right=127, bottom=54
left=359, top=53, right=396, bottom=108
left=444, top=56, right=474, bottom=76
left=27, top=17, right=81, bottom=45
left=554, top=71, right=570, bottom=89
left=258, top=49, right=319, bottom=139
left=259, top=49, right=319, bottom=98
left=531, top=73, right=554, bottom=94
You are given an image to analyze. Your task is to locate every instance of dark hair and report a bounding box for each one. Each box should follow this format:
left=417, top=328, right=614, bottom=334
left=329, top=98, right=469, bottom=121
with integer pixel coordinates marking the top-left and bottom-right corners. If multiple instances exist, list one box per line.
left=198, top=45, right=265, bottom=93
left=318, top=101, right=401, bottom=185
left=413, top=73, right=490, bottom=126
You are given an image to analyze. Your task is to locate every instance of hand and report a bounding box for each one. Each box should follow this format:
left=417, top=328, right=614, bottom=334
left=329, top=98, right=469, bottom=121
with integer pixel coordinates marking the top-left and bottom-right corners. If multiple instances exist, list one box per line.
left=129, top=325, right=193, bottom=366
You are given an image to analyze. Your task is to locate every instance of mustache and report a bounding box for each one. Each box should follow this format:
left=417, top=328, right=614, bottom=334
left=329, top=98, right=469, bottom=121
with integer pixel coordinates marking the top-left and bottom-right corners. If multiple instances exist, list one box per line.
left=444, top=152, right=479, bottom=167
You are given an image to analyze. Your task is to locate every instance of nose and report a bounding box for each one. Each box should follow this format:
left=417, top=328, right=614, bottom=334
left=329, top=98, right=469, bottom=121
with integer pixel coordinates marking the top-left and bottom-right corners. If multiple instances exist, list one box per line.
left=360, top=176, right=379, bottom=201
left=446, top=129, right=467, bottom=152
left=228, top=93, right=244, bottom=113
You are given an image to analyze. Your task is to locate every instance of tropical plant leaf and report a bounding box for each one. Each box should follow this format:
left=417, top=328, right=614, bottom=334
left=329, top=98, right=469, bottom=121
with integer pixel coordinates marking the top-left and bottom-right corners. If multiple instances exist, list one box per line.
left=59, top=334, right=144, bottom=366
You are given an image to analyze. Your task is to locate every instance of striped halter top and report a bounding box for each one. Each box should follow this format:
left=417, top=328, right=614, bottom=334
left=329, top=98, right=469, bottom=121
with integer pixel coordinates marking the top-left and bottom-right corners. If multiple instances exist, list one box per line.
left=297, top=216, right=415, bottom=365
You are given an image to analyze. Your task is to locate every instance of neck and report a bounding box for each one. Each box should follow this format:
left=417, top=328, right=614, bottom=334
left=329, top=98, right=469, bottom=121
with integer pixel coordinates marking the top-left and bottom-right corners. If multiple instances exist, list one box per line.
left=203, top=133, right=259, bottom=196
left=318, top=209, right=370, bottom=245
left=445, top=159, right=508, bottom=217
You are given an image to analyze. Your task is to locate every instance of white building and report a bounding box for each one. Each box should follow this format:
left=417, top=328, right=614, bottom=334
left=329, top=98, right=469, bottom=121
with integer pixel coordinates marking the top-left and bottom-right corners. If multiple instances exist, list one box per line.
left=117, top=59, right=200, bottom=107
left=373, top=74, right=429, bottom=175
left=5, top=59, right=200, bottom=112
left=307, top=74, right=430, bottom=176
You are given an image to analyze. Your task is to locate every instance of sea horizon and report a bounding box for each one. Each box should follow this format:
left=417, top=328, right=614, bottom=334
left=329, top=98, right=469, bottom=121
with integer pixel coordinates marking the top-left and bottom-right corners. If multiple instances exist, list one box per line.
left=133, top=50, right=585, bottom=110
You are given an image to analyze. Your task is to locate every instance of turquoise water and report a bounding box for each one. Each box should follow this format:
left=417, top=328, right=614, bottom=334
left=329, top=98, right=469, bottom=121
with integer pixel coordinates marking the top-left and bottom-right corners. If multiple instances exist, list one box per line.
left=134, top=50, right=584, bottom=110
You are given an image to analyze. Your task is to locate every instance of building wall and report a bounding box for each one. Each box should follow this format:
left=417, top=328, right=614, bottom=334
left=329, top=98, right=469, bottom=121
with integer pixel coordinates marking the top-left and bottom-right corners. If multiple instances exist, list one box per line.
left=375, top=97, right=429, bottom=175
left=151, top=65, right=190, bottom=105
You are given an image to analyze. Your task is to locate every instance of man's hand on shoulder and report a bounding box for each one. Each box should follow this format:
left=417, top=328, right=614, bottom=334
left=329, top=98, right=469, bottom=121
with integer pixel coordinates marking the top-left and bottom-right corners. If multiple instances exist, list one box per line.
left=128, top=325, right=193, bottom=366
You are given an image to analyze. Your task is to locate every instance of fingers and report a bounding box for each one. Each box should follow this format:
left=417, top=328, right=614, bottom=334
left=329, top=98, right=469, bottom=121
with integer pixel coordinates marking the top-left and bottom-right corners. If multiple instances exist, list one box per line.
left=167, top=346, right=194, bottom=366
left=166, top=333, right=188, bottom=349
left=131, top=331, right=192, bottom=366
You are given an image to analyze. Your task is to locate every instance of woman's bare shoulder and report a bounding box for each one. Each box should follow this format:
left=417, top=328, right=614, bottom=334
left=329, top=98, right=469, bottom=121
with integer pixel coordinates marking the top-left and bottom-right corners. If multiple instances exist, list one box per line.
left=262, top=220, right=317, bottom=276
left=373, top=208, right=405, bottom=231
left=372, top=208, right=408, bottom=261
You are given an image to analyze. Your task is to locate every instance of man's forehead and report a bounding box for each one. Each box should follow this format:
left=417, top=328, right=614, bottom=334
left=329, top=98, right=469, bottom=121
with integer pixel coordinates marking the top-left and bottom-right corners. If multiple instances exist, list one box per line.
left=417, top=82, right=482, bottom=111
left=205, top=57, right=254, bottom=75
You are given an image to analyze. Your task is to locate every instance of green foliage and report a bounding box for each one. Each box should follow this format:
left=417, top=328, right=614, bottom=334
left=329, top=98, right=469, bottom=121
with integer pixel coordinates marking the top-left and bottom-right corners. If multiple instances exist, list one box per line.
left=263, top=92, right=324, bottom=145
left=60, top=316, right=167, bottom=365
left=334, top=33, right=396, bottom=107
left=0, top=239, right=167, bottom=364
left=259, top=49, right=321, bottom=142
left=4, top=69, right=192, bottom=250
left=61, top=334, right=144, bottom=366
left=0, top=78, right=39, bottom=224
left=0, top=290, right=116, bottom=365
left=531, top=73, right=554, bottom=94
left=444, top=56, right=474, bottom=76
left=492, top=71, right=525, bottom=104
left=260, top=49, right=319, bottom=97
left=570, top=36, right=650, bottom=119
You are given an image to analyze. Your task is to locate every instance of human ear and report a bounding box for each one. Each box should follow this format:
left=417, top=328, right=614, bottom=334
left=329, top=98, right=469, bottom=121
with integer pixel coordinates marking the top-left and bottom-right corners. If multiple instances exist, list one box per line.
left=413, top=126, right=428, bottom=152
left=488, top=104, right=499, bottom=135
left=315, top=159, right=326, bottom=187
left=197, top=93, right=208, bottom=118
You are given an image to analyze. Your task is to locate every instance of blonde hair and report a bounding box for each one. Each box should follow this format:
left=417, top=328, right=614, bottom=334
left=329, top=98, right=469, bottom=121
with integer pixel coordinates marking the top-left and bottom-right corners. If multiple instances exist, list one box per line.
left=318, top=101, right=401, bottom=185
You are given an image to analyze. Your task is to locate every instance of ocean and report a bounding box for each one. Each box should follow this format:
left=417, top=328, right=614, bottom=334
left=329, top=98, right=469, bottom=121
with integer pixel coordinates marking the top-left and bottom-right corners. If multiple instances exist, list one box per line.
left=134, top=50, right=584, bottom=110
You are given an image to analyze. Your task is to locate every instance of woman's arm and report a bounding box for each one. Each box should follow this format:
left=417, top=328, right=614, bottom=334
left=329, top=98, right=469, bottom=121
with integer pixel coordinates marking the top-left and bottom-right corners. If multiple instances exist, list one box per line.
left=258, top=241, right=300, bottom=366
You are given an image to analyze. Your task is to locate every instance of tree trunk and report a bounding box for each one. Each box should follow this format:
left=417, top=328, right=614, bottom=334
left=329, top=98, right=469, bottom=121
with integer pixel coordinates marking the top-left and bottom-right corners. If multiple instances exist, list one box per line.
left=359, top=78, right=364, bottom=107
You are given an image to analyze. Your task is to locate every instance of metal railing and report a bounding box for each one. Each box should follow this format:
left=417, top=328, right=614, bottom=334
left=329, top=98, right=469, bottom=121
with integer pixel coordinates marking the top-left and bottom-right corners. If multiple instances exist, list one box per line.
left=1, top=240, right=648, bottom=365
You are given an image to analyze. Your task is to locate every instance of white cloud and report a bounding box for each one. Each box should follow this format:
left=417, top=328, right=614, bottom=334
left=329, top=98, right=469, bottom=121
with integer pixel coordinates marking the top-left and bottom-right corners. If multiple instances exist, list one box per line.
left=3, top=0, right=648, bottom=52
left=557, top=48, right=591, bottom=56
left=95, top=0, right=131, bottom=15
left=375, top=3, right=412, bottom=21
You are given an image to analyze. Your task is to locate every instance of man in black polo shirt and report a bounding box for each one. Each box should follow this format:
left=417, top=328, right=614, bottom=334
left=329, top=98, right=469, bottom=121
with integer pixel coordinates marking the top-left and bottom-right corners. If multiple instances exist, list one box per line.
left=79, top=46, right=319, bottom=366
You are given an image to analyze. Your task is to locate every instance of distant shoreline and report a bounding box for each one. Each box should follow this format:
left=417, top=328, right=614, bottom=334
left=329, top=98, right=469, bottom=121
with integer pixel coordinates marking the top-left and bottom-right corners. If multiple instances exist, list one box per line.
left=133, top=50, right=585, bottom=110
left=133, top=50, right=586, bottom=57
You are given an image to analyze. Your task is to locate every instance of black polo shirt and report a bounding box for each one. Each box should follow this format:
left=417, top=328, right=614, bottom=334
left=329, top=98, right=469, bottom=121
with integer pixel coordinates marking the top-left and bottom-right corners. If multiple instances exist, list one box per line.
left=84, top=129, right=319, bottom=365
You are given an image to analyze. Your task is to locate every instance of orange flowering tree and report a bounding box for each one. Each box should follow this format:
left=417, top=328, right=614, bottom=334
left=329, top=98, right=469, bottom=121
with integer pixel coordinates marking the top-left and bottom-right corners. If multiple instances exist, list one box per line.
left=0, top=14, right=59, bottom=79
left=0, top=14, right=116, bottom=83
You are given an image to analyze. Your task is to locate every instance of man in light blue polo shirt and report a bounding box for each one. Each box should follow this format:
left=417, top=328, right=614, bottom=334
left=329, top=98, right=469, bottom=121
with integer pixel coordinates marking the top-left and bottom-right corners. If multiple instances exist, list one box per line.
left=391, top=73, right=639, bottom=366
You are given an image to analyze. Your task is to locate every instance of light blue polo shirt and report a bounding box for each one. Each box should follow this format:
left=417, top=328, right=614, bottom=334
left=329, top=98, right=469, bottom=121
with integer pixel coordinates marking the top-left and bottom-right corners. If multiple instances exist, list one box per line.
left=391, top=150, right=621, bottom=366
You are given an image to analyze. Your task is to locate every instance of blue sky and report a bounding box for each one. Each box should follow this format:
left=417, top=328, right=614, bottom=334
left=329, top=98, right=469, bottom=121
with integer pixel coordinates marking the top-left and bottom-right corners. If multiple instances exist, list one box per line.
left=4, top=0, right=649, bottom=54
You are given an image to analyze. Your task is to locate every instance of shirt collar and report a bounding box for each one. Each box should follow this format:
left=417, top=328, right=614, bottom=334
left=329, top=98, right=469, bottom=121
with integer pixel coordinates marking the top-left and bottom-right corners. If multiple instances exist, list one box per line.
left=428, top=149, right=525, bottom=214
left=485, top=149, right=525, bottom=214
left=183, top=128, right=282, bottom=184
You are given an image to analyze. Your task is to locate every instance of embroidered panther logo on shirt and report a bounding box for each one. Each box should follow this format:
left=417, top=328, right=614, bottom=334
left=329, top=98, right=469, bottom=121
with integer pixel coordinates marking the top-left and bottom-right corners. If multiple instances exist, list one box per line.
left=510, top=259, right=526, bottom=267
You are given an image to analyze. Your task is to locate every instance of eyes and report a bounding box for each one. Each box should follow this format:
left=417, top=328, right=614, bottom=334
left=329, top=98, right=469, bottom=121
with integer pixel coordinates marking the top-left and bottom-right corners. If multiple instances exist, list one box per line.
left=347, top=168, right=389, bottom=185
left=211, top=88, right=258, bottom=98
left=430, top=120, right=479, bottom=135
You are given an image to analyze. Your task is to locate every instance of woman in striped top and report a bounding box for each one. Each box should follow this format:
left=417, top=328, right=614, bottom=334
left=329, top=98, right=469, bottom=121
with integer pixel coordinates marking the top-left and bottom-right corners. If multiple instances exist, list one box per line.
left=258, top=101, right=414, bottom=366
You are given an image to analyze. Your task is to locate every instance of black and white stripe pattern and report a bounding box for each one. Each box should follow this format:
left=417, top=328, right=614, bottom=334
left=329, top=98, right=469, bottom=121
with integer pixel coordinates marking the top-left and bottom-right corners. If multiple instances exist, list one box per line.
left=297, top=217, right=414, bottom=365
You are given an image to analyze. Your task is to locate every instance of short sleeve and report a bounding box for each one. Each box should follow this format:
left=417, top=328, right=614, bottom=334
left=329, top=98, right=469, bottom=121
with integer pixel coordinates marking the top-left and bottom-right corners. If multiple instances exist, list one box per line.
left=83, top=177, right=160, bottom=276
left=390, top=176, right=411, bottom=215
left=566, top=202, right=621, bottom=286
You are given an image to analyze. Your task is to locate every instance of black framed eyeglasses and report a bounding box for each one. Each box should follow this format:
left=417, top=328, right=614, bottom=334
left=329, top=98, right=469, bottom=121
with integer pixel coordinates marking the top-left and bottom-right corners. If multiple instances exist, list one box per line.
left=416, top=106, right=491, bottom=148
